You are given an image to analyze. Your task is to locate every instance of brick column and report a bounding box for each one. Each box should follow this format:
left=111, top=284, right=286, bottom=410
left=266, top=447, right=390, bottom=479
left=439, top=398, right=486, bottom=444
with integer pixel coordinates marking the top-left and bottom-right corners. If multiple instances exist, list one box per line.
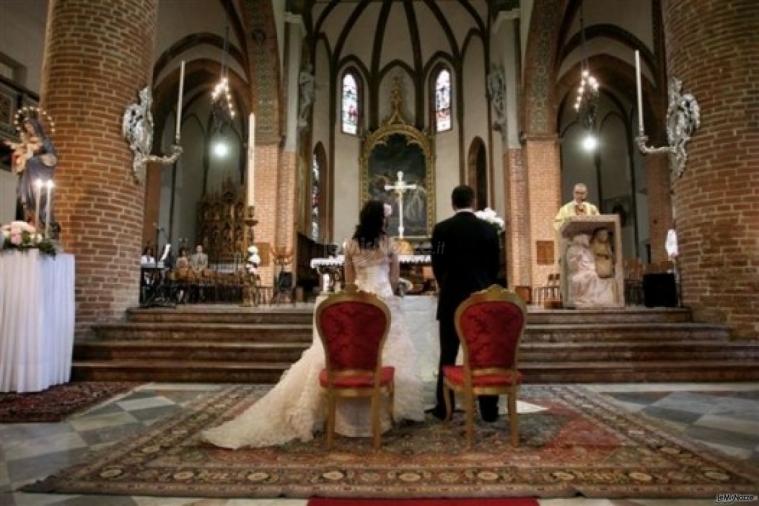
left=523, top=135, right=562, bottom=288
left=663, top=0, right=759, bottom=337
left=645, top=155, right=673, bottom=264
left=503, top=148, right=531, bottom=287
left=41, top=0, right=158, bottom=337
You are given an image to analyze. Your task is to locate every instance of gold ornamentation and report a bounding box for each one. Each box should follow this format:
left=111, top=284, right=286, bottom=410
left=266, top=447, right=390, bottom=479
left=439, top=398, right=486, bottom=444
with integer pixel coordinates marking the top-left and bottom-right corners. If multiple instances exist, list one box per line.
left=360, top=76, right=435, bottom=238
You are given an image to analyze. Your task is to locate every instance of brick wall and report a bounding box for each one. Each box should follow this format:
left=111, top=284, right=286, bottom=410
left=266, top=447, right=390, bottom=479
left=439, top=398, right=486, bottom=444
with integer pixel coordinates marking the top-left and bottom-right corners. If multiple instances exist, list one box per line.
left=41, top=0, right=158, bottom=337
left=663, top=0, right=759, bottom=338
left=503, top=148, right=531, bottom=287
left=645, top=156, right=673, bottom=264
left=524, top=136, right=562, bottom=288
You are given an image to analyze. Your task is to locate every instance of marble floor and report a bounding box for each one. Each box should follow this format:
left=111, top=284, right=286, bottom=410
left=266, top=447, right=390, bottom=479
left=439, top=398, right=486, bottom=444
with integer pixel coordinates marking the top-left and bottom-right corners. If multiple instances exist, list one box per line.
left=2, top=382, right=758, bottom=506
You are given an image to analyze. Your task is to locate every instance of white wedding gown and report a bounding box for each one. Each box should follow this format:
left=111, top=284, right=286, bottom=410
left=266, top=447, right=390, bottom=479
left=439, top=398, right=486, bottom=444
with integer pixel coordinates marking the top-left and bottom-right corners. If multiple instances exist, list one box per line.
left=202, top=240, right=425, bottom=449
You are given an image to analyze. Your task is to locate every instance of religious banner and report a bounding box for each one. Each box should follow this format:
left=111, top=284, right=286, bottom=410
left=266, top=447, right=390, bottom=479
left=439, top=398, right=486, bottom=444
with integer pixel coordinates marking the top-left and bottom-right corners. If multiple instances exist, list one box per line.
left=360, top=76, right=435, bottom=238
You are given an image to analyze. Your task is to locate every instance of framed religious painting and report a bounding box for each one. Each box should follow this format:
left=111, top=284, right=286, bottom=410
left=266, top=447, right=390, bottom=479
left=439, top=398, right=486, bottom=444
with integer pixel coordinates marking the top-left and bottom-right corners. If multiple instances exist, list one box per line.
left=359, top=77, right=435, bottom=239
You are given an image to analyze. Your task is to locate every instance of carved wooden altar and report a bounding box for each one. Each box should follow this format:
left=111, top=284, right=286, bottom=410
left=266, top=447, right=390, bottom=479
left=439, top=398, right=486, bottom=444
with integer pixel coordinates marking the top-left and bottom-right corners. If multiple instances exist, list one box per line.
left=360, top=76, right=435, bottom=239
left=196, top=180, right=246, bottom=263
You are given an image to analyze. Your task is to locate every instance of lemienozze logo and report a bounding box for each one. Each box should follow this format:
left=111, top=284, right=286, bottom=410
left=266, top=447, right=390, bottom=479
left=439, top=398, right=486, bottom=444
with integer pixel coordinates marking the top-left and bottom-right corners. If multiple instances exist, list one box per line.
left=715, top=493, right=758, bottom=504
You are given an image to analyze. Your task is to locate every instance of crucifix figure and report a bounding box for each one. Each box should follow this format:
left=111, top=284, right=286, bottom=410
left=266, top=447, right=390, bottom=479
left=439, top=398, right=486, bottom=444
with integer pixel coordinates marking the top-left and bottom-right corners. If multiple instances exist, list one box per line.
left=384, top=170, right=417, bottom=238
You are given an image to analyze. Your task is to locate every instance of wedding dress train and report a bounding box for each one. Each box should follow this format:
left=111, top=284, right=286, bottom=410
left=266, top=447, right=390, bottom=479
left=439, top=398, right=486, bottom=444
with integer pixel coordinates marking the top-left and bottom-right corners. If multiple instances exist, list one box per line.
left=202, top=240, right=425, bottom=449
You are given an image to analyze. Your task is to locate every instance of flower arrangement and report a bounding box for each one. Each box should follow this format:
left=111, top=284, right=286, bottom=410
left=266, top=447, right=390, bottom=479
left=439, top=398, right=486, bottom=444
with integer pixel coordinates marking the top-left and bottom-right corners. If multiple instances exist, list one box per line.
left=246, top=245, right=261, bottom=275
left=0, top=221, right=56, bottom=256
left=474, top=207, right=505, bottom=232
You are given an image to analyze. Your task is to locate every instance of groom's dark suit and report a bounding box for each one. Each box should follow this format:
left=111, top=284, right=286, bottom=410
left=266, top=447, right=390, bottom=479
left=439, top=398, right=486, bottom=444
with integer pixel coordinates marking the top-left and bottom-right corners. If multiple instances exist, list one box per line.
left=431, top=210, right=501, bottom=419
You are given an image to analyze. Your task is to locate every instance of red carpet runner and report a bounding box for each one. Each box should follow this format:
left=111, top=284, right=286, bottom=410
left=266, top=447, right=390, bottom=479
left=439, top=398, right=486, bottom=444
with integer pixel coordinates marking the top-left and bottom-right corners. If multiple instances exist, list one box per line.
left=309, top=499, right=539, bottom=506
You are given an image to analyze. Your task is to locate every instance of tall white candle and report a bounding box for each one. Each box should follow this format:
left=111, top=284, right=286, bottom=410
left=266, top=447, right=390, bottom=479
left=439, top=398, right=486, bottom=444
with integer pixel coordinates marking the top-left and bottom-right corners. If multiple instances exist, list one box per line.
left=246, top=113, right=255, bottom=206
left=34, top=179, right=43, bottom=231
left=44, top=180, right=54, bottom=238
left=634, top=50, right=644, bottom=136
left=175, top=60, right=186, bottom=143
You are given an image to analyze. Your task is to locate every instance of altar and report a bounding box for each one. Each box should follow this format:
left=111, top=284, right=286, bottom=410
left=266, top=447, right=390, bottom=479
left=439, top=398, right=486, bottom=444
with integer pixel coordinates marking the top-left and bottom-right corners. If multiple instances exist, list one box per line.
left=0, top=250, right=75, bottom=392
left=311, top=254, right=432, bottom=292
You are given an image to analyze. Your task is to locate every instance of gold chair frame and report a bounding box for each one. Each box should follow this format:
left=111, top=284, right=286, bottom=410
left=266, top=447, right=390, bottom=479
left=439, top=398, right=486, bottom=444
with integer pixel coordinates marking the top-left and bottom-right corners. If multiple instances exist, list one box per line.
left=444, top=284, right=527, bottom=447
left=315, top=284, right=394, bottom=450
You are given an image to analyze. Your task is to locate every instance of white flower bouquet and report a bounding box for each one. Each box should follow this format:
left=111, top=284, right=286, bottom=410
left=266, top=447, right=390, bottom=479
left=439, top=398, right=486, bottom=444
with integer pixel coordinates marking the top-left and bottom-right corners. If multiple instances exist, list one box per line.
left=245, top=245, right=261, bottom=275
left=1, top=221, right=55, bottom=255
left=474, top=207, right=505, bottom=232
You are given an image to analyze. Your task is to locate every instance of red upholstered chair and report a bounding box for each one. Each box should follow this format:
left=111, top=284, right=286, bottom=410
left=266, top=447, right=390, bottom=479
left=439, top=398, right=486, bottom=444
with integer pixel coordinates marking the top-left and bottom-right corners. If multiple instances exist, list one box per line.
left=316, top=284, right=394, bottom=449
left=443, top=285, right=527, bottom=447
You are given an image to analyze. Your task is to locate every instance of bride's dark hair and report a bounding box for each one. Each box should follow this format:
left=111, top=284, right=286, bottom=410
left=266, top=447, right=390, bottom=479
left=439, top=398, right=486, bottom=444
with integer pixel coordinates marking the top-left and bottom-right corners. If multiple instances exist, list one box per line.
left=353, top=200, right=386, bottom=250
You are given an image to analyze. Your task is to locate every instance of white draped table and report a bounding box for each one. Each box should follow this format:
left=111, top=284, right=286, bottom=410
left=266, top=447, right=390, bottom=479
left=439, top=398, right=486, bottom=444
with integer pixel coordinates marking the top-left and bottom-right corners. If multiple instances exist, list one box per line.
left=0, top=250, right=75, bottom=392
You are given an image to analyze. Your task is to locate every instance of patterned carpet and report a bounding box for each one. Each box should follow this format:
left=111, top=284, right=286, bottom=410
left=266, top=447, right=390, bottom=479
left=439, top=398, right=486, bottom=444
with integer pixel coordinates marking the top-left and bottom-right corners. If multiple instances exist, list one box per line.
left=0, top=382, right=138, bottom=423
left=24, top=385, right=759, bottom=499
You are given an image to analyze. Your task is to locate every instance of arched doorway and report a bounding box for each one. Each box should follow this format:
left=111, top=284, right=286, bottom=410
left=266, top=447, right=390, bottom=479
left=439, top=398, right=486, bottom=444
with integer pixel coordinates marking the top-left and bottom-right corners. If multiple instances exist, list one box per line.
left=467, top=137, right=487, bottom=210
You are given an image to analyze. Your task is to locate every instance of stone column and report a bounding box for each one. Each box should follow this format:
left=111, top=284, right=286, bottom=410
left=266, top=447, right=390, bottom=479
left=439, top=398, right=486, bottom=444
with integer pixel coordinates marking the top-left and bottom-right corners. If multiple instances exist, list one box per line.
left=663, top=0, right=759, bottom=337
left=41, top=0, right=158, bottom=337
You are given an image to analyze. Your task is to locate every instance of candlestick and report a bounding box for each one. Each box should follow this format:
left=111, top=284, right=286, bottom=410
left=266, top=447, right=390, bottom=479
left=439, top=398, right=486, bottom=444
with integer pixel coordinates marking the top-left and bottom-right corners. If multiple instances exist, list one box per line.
left=246, top=113, right=255, bottom=206
left=635, top=50, right=644, bottom=136
left=44, top=180, right=54, bottom=238
left=33, top=179, right=43, bottom=231
left=175, top=60, right=185, bottom=143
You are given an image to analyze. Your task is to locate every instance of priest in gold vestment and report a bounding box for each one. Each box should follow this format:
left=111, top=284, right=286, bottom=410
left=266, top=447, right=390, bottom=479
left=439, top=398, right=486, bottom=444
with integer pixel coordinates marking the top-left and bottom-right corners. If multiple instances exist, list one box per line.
left=553, top=183, right=599, bottom=231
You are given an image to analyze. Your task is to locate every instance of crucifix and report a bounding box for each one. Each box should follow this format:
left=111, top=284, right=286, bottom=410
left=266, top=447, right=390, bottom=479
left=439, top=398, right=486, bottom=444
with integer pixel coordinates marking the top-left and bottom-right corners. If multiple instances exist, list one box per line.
left=384, top=170, right=417, bottom=238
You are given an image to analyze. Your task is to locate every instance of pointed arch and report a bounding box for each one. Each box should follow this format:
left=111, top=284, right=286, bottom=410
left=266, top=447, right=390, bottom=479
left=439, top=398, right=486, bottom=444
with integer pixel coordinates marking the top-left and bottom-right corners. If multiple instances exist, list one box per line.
left=340, top=68, right=363, bottom=135
left=311, top=142, right=328, bottom=241
left=467, top=137, right=488, bottom=210
left=430, top=63, right=453, bottom=133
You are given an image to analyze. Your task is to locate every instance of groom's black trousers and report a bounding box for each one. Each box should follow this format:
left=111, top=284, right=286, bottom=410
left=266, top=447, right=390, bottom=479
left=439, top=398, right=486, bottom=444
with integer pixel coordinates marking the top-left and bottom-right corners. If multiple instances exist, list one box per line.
left=436, top=314, right=499, bottom=417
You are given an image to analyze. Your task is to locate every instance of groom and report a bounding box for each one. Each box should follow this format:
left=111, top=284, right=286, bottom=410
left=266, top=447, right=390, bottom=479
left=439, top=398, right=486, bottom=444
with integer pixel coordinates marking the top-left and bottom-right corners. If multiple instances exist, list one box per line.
left=430, top=185, right=501, bottom=422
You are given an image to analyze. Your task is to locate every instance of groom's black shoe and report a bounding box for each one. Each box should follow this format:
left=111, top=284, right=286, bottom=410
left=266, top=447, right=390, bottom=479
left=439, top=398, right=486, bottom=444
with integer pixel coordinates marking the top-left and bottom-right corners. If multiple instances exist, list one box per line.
left=426, top=406, right=448, bottom=421
left=479, top=405, right=499, bottom=423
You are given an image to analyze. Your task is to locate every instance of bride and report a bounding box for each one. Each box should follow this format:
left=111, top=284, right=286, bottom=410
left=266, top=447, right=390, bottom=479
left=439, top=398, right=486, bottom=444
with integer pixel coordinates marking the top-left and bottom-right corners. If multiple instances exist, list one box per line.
left=202, top=200, right=425, bottom=448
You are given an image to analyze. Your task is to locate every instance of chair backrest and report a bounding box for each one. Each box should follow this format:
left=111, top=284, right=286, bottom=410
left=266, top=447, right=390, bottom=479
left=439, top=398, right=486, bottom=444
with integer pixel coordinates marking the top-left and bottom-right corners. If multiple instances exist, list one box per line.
left=316, top=285, right=390, bottom=373
left=454, top=285, right=527, bottom=371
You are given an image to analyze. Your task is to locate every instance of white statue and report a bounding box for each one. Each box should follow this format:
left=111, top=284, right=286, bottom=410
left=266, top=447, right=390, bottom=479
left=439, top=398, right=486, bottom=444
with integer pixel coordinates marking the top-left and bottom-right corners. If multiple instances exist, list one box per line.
left=122, top=87, right=182, bottom=184
left=666, top=78, right=700, bottom=179
left=297, top=64, right=315, bottom=130
left=566, top=234, right=616, bottom=307
left=487, top=65, right=507, bottom=137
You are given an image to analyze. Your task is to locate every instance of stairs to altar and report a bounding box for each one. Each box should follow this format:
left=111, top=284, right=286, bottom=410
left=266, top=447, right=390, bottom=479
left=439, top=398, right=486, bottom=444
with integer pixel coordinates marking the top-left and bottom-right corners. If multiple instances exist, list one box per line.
left=71, top=305, right=759, bottom=383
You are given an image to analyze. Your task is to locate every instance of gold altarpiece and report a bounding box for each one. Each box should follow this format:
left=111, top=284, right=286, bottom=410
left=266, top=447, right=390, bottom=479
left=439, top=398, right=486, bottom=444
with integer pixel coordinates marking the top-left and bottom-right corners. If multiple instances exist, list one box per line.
left=360, top=77, right=435, bottom=240
left=196, top=180, right=268, bottom=266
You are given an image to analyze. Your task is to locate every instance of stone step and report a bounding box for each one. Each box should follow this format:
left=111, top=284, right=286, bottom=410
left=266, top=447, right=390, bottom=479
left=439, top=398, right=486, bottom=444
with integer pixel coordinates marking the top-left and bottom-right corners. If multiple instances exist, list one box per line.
left=92, top=322, right=313, bottom=342
left=126, top=306, right=313, bottom=325
left=520, top=361, right=759, bottom=383
left=73, top=340, right=310, bottom=362
left=71, top=360, right=290, bottom=383
left=93, top=321, right=728, bottom=343
left=73, top=339, right=759, bottom=364
left=525, top=307, right=692, bottom=324
left=522, top=323, right=730, bottom=342
left=125, top=306, right=691, bottom=325
left=71, top=359, right=759, bottom=384
left=519, top=341, right=759, bottom=361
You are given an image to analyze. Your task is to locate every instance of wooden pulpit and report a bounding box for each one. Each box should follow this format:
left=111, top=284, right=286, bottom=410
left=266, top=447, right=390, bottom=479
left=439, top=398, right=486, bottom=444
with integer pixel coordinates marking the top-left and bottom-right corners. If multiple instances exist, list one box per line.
left=558, top=214, right=625, bottom=308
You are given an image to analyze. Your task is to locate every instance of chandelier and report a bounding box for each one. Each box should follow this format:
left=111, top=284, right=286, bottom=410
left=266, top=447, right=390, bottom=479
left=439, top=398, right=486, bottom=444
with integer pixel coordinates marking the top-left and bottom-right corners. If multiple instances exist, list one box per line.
left=211, top=26, right=236, bottom=120
left=573, top=0, right=599, bottom=149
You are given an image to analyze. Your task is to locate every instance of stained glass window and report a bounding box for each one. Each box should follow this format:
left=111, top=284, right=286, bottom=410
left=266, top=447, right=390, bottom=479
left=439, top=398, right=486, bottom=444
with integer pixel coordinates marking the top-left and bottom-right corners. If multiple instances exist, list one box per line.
left=311, top=154, right=320, bottom=240
left=341, top=72, right=359, bottom=135
left=435, top=68, right=452, bottom=132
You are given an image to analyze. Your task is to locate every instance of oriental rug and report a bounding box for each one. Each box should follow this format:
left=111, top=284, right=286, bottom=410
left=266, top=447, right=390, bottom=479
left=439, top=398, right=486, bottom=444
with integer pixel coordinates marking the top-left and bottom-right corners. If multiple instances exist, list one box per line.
left=24, top=385, right=759, bottom=498
left=0, top=382, right=138, bottom=423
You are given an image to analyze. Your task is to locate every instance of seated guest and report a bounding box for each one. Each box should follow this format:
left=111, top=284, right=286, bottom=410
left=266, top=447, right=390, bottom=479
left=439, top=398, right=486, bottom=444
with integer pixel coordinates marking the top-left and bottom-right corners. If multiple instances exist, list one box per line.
left=140, top=246, right=156, bottom=265
left=190, top=244, right=208, bottom=274
left=176, top=246, right=190, bottom=269
left=554, top=183, right=599, bottom=231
